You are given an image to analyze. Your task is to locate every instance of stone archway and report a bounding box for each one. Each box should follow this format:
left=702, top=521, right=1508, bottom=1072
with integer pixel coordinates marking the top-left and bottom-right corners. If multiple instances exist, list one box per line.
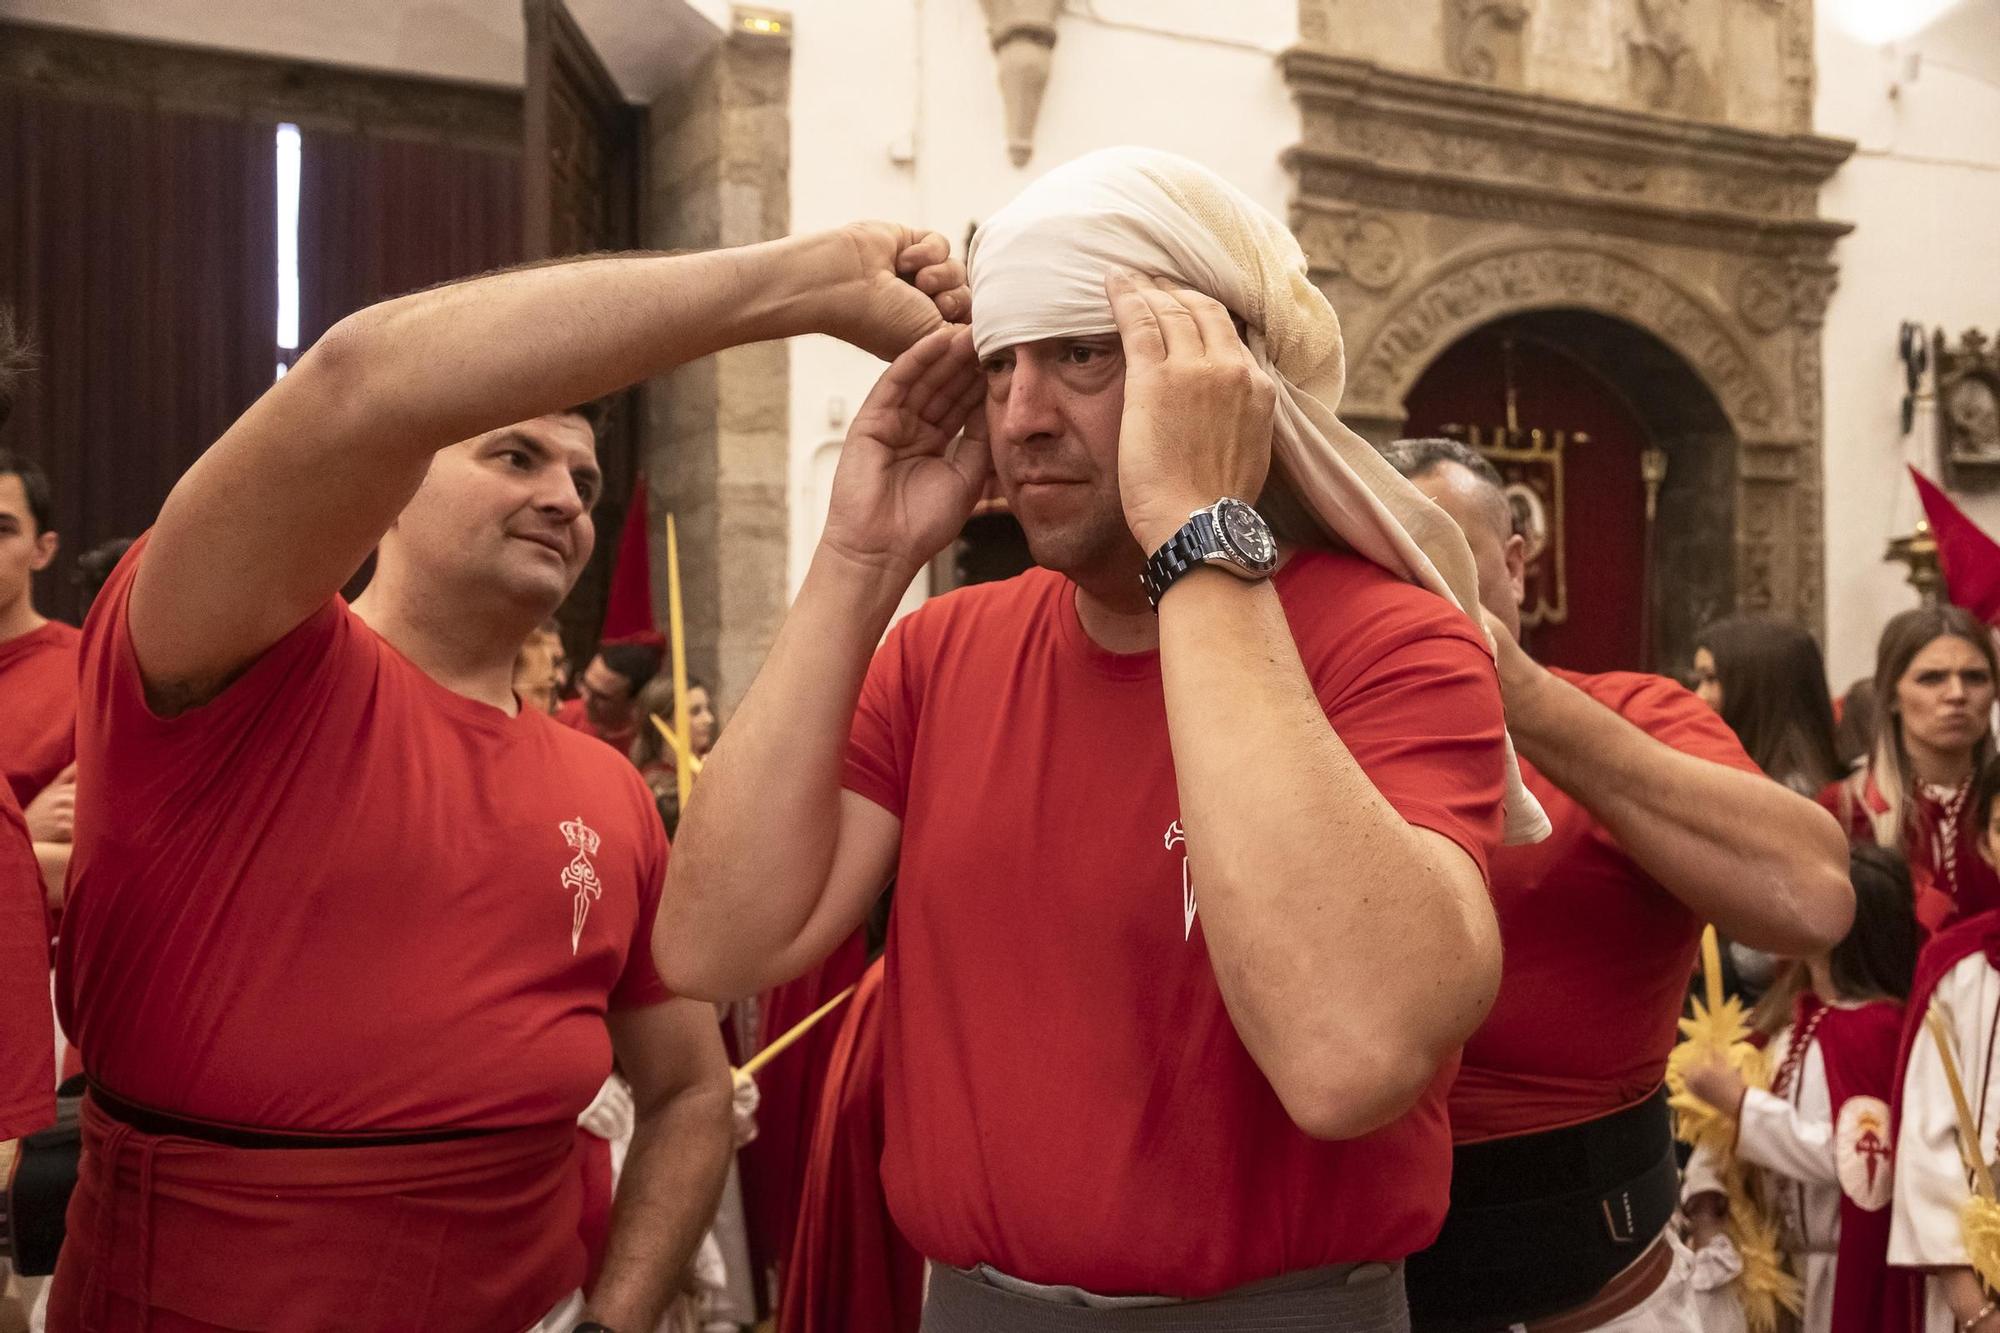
left=1342, top=241, right=1776, bottom=443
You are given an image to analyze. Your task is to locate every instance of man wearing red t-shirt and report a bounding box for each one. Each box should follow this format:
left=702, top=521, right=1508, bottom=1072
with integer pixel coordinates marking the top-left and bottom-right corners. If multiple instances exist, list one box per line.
left=0, top=450, right=79, bottom=904
left=662, top=169, right=1513, bottom=1324
left=49, top=223, right=969, bottom=1331
left=1387, top=439, right=1854, bottom=1331
left=556, top=640, right=662, bottom=755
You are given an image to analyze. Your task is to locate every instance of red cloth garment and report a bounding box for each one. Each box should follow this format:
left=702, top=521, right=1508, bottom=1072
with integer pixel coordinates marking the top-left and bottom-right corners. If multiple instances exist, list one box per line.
left=1911, top=467, right=2000, bottom=625
left=555, top=696, right=640, bottom=757
left=1451, top=670, right=1764, bottom=1143
left=600, top=479, right=656, bottom=642
left=1785, top=993, right=1905, bottom=1333
left=740, top=928, right=869, bottom=1289
left=779, top=958, right=923, bottom=1333
left=844, top=552, right=1508, bottom=1296
left=48, top=1098, right=581, bottom=1333
left=0, top=618, right=79, bottom=807
left=54, top=536, right=671, bottom=1326
left=576, top=1126, right=616, bottom=1288
left=0, top=779, right=54, bottom=1138
left=1820, top=768, right=2000, bottom=933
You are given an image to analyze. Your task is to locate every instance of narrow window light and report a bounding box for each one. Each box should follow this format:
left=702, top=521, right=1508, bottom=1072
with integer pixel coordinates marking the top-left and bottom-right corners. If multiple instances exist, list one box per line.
left=276, top=123, right=302, bottom=367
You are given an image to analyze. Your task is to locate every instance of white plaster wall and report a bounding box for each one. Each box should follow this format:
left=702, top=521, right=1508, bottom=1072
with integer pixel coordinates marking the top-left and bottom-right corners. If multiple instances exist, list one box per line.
left=1816, top=8, right=2000, bottom=686
left=782, top=0, right=1300, bottom=612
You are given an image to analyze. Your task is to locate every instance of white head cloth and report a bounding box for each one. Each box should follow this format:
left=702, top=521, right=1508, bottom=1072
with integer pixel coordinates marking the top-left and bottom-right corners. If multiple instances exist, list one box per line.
left=970, top=146, right=1550, bottom=844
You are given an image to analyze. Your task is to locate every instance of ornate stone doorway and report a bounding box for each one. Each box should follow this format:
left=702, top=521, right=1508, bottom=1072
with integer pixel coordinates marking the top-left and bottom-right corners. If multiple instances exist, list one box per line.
left=1283, top=16, right=1855, bottom=647
left=1403, top=311, right=1735, bottom=674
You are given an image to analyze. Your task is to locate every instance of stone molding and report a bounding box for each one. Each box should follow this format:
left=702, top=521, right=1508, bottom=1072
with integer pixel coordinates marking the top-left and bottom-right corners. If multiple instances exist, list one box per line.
left=1285, top=51, right=1852, bottom=254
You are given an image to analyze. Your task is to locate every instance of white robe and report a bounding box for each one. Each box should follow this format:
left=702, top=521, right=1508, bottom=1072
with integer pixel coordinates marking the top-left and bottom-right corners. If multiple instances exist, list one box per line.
left=1682, top=1021, right=1842, bottom=1333
left=1891, top=951, right=2000, bottom=1333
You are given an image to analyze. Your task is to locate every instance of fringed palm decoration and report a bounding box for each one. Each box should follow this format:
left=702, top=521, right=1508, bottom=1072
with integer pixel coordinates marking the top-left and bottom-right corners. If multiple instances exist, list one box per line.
left=1667, top=927, right=1802, bottom=1333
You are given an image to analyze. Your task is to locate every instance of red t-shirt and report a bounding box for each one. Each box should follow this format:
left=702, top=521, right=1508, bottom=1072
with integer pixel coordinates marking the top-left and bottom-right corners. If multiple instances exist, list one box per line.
left=555, top=697, right=639, bottom=757
left=0, top=619, right=79, bottom=807
left=1448, top=669, right=1763, bottom=1143
left=57, top=537, right=670, bottom=1131
left=0, top=779, right=55, bottom=1137
left=844, top=552, right=1508, bottom=1297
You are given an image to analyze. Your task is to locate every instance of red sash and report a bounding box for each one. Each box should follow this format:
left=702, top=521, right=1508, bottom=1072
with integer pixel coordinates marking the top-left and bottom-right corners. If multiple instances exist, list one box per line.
left=779, top=958, right=923, bottom=1333
left=49, top=1097, right=583, bottom=1332
left=1795, top=994, right=1904, bottom=1333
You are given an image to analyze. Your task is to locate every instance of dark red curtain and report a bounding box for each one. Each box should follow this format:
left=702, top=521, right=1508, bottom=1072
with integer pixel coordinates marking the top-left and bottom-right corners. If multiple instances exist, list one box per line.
left=296, top=131, right=521, bottom=351
left=0, top=90, right=277, bottom=627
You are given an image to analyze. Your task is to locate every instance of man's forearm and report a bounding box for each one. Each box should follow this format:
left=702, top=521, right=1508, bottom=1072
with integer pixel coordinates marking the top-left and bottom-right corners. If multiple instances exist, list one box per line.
left=305, top=235, right=843, bottom=465
left=34, top=842, right=68, bottom=914
left=1506, top=668, right=1852, bottom=953
left=1157, top=572, right=1500, bottom=1137
left=586, top=1088, right=733, bottom=1332
left=658, top=545, right=910, bottom=998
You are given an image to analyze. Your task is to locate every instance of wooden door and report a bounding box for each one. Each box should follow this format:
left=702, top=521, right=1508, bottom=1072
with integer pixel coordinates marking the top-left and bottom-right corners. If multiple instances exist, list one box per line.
left=523, top=0, right=644, bottom=656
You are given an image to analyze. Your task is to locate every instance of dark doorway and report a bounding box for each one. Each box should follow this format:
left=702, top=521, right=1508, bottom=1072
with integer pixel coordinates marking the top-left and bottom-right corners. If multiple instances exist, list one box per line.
left=1402, top=310, right=1737, bottom=675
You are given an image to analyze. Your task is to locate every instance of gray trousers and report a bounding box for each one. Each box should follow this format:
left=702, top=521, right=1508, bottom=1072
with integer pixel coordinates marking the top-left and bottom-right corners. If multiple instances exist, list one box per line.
left=920, top=1260, right=1410, bottom=1332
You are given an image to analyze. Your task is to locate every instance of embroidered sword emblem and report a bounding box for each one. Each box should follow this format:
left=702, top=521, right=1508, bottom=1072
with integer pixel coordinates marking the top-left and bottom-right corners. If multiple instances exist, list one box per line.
left=561, top=815, right=604, bottom=954
left=1165, top=820, right=1195, bottom=940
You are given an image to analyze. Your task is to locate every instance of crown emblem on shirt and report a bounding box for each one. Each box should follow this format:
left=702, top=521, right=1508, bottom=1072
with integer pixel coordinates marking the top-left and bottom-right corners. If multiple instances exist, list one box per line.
left=562, top=815, right=603, bottom=857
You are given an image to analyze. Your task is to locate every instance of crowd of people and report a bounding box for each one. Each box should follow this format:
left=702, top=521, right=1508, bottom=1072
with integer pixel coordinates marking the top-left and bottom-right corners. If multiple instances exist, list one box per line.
left=0, top=147, right=1998, bottom=1333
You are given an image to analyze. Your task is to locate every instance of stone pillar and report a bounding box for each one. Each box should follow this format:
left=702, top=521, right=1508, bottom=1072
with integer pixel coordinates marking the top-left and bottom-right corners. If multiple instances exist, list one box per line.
left=646, top=28, right=792, bottom=709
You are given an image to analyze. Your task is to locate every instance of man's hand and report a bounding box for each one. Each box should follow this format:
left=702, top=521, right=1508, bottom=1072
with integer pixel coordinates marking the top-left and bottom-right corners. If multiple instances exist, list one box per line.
left=1683, top=1052, right=1748, bottom=1116
left=23, top=764, right=75, bottom=843
left=1477, top=608, right=1552, bottom=714
left=818, top=325, right=990, bottom=579
left=1104, top=271, right=1275, bottom=553
left=806, top=224, right=970, bottom=360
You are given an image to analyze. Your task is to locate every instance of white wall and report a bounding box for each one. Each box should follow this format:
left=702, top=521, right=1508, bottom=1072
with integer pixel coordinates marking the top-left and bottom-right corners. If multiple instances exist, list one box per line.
left=782, top=0, right=1300, bottom=608
left=1817, top=5, right=2000, bottom=685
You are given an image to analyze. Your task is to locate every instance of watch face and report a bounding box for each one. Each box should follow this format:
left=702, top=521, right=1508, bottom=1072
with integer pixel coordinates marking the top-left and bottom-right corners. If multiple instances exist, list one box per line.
left=1218, top=500, right=1276, bottom=569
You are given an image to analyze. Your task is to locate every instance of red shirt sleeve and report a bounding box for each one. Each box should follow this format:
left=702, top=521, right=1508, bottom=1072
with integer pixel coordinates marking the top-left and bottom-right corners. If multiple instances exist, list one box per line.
left=0, top=782, right=55, bottom=1138
left=81, top=534, right=351, bottom=801
left=609, top=815, right=673, bottom=1011
left=1319, top=625, right=1508, bottom=883
left=843, top=616, right=920, bottom=819
left=1606, top=674, right=1765, bottom=776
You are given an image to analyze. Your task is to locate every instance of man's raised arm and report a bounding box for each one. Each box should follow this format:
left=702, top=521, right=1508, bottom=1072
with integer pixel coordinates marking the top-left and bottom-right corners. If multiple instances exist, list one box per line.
left=131, top=226, right=968, bottom=701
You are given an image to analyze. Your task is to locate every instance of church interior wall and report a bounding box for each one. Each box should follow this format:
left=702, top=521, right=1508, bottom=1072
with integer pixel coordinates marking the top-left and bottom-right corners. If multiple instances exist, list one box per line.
left=1815, top=11, right=2000, bottom=686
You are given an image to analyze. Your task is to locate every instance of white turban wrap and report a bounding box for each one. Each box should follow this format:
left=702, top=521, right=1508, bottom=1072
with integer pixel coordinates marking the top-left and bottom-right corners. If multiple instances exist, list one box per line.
left=970, top=147, right=1550, bottom=844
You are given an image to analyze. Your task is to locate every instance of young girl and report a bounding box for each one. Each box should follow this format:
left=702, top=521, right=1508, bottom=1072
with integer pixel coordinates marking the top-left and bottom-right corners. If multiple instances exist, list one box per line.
left=1891, top=753, right=2000, bottom=1333
left=1682, top=844, right=1919, bottom=1333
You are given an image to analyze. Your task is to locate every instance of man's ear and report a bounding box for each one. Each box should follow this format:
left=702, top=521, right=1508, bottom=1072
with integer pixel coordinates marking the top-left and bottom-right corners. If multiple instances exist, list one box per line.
left=1504, top=532, right=1527, bottom=606
left=29, top=529, right=57, bottom=574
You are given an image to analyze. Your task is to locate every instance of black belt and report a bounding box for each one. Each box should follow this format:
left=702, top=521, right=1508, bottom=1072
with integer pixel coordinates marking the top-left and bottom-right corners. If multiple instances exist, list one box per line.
left=89, top=1081, right=509, bottom=1150
left=1405, top=1088, right=1678, bottom=1331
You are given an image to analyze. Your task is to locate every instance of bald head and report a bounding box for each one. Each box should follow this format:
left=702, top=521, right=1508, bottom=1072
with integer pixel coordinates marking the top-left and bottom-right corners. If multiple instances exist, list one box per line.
left=1383, top=438, right=1526, bottom=638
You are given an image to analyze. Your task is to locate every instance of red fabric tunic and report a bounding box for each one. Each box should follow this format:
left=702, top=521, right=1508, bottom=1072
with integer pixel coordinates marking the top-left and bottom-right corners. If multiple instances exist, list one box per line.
left=844, top=552, right=1508, bottom=1297
left=0, top=618, right=79, bottom=807
left=1819, top=767, right=2000, bottom=933
left=0, top=779, right=54, bottom=1138
left=52, top=537, right=670, bottom=1327
left=739, top=928, right=869, bottom=1289
left=779, top=958, right=923, bottom=1333
left=1449, top=670, right=1765, bottom=1142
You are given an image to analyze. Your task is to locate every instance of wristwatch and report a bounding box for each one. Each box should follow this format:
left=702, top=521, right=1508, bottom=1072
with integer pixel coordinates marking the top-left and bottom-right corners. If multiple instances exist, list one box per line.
left=1140, top=498, right=1278, bottom=609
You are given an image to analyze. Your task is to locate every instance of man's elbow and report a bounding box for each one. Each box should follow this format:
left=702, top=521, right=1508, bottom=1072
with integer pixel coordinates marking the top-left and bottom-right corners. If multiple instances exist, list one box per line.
left=1758, top=809, right=1856, bottom=954
left=1271, top=1043, right=1448, bottom=1141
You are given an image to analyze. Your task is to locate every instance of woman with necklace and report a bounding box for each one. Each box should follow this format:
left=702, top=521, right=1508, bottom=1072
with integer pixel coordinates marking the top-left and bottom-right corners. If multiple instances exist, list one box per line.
left=1822, top=605, right=2000, bottom=933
